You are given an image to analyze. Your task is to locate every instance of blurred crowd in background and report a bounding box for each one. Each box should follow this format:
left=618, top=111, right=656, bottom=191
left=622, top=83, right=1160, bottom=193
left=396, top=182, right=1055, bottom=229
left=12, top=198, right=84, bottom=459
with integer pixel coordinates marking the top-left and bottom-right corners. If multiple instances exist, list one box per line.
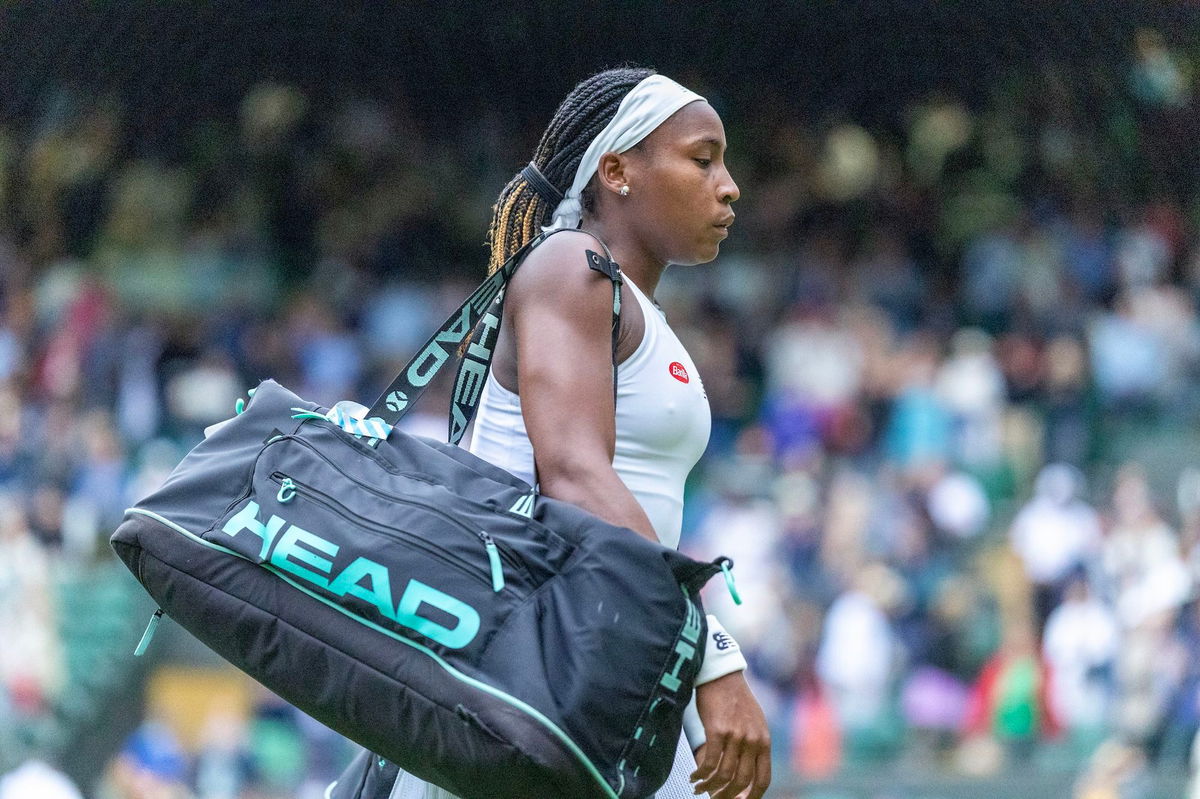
left=4, top=20, right=1200, bottom=799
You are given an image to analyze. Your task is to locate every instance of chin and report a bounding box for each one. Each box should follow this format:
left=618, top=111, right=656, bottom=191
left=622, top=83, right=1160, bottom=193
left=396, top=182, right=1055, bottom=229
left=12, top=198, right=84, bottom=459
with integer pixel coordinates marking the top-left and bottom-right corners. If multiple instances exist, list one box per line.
left=698, top=243, right=723, bottom=264
left=682, top=245, right=723, bottom=266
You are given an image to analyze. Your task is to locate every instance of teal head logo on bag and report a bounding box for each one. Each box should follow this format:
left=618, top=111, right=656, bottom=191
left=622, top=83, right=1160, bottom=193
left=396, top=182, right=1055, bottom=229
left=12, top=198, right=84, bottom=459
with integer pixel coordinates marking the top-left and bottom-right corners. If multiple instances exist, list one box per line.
left=222, top=501, right=481, bottom=649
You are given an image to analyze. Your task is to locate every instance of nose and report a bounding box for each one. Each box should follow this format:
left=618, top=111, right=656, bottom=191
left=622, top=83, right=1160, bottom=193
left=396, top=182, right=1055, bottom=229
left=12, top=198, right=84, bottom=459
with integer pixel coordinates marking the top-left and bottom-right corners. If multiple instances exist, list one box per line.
left=719, top=165, right=740, bottom=204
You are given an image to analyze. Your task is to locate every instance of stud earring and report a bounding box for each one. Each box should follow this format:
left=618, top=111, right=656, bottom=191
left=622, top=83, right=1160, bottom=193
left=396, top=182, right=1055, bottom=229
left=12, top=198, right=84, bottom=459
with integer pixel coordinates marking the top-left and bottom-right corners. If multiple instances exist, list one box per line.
left=619, top=185, right=630, bottom=197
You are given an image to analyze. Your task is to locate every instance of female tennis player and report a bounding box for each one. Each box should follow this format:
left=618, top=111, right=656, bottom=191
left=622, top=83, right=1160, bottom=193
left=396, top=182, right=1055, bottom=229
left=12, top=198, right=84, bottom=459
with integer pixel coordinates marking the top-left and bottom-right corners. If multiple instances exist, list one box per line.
left=342, top=66, right=771, bottom=799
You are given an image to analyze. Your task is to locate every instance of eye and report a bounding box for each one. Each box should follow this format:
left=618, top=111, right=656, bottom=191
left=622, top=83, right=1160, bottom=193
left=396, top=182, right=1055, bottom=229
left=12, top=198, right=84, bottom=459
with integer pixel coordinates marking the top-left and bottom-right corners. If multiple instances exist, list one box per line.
left=694, top=158, right=712, bottom=168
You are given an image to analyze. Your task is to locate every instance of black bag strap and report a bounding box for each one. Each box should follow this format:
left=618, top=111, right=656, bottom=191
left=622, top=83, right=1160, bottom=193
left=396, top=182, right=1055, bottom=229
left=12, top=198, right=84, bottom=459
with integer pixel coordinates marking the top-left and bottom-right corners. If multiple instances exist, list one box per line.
left=364, top=230, right=622, bottom=445
left=365, top=231, right=549, bottom=426
left=585, top=245, right=623, bottom=412
left=445, top=236, right=622, bottom=445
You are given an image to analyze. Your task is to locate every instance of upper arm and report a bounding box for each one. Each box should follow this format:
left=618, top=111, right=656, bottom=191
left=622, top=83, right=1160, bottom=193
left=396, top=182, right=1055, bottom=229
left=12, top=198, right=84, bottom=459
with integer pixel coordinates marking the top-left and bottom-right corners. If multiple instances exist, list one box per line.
left=507, top=233, right=619, bottom=480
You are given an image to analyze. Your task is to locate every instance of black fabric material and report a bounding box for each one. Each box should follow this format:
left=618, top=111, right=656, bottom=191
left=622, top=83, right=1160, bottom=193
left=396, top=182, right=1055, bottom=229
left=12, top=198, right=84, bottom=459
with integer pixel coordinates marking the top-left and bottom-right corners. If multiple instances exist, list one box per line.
left=366, top=230, right=552, bottom=428
left=586, top=248, right=623, bottom=409
left=327, top=750, right=397, bottom=799
left=110, top=378, right=726, bottom=799
left=520, top=162, right=565, bottom=206
left=448, top=237, right=621, bottom=446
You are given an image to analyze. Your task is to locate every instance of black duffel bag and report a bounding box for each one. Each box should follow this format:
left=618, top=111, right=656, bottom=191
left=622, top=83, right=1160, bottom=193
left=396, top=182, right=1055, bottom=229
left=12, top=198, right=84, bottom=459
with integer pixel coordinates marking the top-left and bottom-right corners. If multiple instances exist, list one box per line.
left=110, top=232, right=732, bottom=799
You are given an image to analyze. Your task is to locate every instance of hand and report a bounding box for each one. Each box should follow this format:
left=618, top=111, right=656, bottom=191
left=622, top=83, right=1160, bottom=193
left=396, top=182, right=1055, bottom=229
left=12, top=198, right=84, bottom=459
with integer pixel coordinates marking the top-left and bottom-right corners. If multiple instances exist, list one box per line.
left=690, top=671, right=771, bottom=798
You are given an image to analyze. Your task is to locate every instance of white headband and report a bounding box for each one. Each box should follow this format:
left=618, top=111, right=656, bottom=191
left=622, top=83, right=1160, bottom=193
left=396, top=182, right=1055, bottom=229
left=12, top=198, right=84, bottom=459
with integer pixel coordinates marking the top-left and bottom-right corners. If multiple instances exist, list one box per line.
left=546, top=74, right=705, bottom=231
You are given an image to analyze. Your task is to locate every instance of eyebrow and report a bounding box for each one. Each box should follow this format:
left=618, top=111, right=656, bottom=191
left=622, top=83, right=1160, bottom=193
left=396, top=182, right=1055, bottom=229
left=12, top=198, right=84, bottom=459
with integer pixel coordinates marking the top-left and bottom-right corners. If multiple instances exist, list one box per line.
left=688, top=137, right=725, bottom=149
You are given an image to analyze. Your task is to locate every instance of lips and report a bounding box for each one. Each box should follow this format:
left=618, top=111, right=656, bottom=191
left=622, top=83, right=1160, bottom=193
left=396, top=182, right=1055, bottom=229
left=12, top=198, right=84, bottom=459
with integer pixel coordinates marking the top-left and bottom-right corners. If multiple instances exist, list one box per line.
left=714, top=217, right=734, bottom=238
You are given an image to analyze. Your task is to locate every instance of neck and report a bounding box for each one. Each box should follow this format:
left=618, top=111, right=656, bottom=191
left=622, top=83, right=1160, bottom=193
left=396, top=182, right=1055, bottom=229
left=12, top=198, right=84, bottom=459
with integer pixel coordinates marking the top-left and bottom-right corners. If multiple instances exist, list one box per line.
left=579, top=216, right=667, bottom=298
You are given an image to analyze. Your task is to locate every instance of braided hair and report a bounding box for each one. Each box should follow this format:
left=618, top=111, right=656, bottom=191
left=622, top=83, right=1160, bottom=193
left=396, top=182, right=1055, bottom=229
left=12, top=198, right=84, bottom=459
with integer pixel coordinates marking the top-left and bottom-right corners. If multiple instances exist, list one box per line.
left=486, top=66, right=654, bottom=273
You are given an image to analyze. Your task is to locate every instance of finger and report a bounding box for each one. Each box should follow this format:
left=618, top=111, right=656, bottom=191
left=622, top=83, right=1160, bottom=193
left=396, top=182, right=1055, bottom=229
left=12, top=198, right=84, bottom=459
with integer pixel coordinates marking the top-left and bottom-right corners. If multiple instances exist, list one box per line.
left=689, top=743, right=708, bottom=782
left=691, top=731, right=726, bottom=784
left=697, top=740, right=742, bottom=799
left=693, top=753, right=726, bottom=796
left=746, top=747, right=772, bottom=799
left=717, top=740, right=756, bottom=799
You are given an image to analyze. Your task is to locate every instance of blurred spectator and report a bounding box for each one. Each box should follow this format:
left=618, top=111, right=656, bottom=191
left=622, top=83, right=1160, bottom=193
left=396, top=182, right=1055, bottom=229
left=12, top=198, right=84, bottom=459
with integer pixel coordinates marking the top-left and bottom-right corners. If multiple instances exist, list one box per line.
left=1061, top=206, right=1114, bottom=304
left=1101, top=463, right=1191, bottom=630
left=1129, top=28, right=1190, bottom=109
left=1042, top=572, right=1119, bottom=737
left=816, top=563, right=907, bottom=751
left=935, top=328, right=1005, bottom=469
left=960, top=224, right=1021, bottom=333
left=1088, top=295, right=1169, bottom=411
left=105, top=721, right=192, bottom=799
left=192, top=710, right=253, bottom=799
left=0, top=499, right=63, bottom=716
left=1041, top=335, right=1092, bottom=466
left=963, top=619, right=1060, bottom=762
left=0, top=761, right=82, bottom=799
left=1009, top=463, right=1102, bottom=626
left=762, top=301, right=863, bottom=458
left=851, top=226, right=925, bottom=333
left=883, top=333, right=953, bottom=472
left=926, top=469, right=991, bottom=541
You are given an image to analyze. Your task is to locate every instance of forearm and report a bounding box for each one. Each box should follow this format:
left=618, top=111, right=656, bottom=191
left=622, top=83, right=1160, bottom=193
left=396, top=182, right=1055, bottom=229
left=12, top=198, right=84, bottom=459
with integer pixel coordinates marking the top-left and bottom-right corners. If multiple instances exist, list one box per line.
left=536, top=462, right=659, bottom=543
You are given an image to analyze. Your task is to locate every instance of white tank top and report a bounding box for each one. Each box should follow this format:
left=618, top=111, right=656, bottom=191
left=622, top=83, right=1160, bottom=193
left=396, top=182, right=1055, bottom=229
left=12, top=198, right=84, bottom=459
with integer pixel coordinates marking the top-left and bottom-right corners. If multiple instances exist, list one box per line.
left=469, top=273, right=711, bottom=549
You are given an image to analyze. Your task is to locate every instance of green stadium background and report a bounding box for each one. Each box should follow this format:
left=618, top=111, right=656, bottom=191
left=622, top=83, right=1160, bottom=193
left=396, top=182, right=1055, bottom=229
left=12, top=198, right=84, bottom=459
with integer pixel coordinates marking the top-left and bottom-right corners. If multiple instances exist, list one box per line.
left=1, top=2, right=1198, bottom=797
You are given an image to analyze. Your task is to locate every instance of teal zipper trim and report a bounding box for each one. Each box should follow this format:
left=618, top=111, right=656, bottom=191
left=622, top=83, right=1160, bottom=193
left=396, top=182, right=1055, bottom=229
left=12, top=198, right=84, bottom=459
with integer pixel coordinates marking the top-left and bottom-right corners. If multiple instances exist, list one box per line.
left=720, top=559, right=742, bottom=605
left=124, top=507, right=619, bottom=799
left=478, top=532, right=504, bottom=592
left=134, top=608, right=164, bottom=656
left=267, top=472, right=506, bottom=595
left=263, top=435, right=529, bottom=583
left=276, top=477, right=297, bottom=504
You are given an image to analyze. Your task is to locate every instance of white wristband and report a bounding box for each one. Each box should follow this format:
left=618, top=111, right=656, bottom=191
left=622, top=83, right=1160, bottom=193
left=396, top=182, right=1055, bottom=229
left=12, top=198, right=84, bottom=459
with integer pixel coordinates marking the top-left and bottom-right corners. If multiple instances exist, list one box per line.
left=695, top=614, right=747, bottom=686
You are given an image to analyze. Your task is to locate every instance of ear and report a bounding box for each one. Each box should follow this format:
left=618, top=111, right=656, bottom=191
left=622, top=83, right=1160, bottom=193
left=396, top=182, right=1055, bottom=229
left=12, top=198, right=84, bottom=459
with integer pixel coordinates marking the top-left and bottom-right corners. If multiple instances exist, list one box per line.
left=595, top=151, right=631, bottom=197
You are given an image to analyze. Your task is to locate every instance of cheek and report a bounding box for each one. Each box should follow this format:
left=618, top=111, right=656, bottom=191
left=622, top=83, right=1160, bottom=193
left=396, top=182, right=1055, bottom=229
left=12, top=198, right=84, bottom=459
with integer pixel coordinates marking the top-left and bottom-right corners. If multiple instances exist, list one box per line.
left=657, top=174, right=709, bottom=226
left=637, top=167, right=716, bottom=257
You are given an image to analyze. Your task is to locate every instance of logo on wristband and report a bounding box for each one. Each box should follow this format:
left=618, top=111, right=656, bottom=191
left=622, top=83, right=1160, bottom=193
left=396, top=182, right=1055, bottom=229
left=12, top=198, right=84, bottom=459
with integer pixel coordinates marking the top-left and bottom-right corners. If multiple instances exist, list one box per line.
left=713, top=631, right=737, bottom=651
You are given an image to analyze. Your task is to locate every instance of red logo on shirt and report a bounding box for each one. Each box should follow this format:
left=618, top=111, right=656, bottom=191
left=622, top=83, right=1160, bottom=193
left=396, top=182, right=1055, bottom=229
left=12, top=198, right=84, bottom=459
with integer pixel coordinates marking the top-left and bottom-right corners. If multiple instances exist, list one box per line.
left=669, top=362, right=690, bottom=383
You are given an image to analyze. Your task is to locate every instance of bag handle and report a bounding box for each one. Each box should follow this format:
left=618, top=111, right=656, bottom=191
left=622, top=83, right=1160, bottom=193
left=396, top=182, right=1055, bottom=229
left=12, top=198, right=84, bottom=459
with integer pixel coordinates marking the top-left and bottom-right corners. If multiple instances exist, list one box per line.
left=365, top=231, right=622, bottom=444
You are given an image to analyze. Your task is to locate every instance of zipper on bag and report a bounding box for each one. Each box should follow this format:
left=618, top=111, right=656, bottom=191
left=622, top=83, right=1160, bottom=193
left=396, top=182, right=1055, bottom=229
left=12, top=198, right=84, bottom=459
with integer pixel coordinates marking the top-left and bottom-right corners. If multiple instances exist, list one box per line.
left=263, top=433, right=530, bottom=580
left=268, top=471, right=511, bottom=594
left=134, top=608, right=164, bottom=656
left=477, top=531, right=505, bottom=592
left=276, top=427, right=540, bottom=583
left=276, top=477, right=297, bottom=503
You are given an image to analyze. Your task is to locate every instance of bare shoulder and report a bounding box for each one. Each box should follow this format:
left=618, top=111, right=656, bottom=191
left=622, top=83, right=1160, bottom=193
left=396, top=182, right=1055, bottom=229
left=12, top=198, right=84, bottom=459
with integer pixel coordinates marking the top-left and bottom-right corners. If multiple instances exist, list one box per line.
left=506, top=230, right=616, bottom=312
left=505, top=230, right=643, bottom=364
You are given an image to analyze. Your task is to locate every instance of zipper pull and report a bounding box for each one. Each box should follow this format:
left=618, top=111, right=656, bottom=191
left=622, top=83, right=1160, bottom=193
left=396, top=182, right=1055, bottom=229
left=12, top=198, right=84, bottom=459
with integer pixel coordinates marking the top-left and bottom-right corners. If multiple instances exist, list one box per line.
left=719, top=558, right=742, bottom=606
left=134, top=609, right=165, bottom=657
left=277, top=477, right=297, bottom=504
left=477, top=531, right=504, bottom=592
